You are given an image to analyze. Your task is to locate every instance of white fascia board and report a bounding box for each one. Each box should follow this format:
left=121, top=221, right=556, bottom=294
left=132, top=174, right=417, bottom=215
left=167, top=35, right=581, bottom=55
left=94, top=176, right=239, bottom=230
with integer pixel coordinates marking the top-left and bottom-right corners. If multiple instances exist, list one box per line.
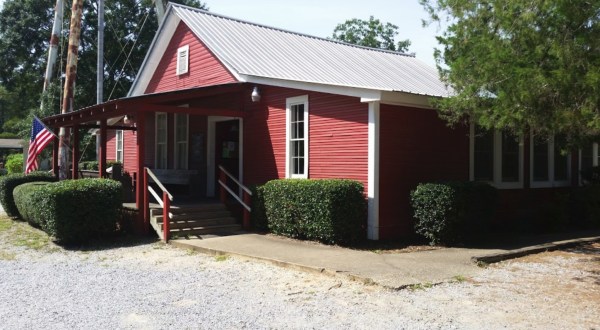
left=240, top=74, right=381, bottom=100
left=379, top=91, right=434, bottom=109
left=128, top=14, right=182, bottom=97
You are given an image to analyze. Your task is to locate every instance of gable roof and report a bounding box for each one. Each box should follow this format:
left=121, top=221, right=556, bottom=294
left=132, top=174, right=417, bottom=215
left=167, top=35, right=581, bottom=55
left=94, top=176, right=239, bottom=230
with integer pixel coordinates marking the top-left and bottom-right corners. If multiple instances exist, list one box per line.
left=130, top=3, right=449, bottom=101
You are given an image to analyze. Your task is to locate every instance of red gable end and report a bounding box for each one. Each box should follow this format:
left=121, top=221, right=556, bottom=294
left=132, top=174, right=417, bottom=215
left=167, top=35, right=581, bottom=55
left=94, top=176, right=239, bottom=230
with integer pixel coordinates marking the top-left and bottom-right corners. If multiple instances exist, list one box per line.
left=145, top=21, right=237, bottom=94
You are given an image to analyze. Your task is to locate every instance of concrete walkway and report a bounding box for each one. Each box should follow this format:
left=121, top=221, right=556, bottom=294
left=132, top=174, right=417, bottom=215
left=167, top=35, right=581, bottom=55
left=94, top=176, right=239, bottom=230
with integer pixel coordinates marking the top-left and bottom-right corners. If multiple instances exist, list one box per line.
left=172, top=232, right=600, bottom=289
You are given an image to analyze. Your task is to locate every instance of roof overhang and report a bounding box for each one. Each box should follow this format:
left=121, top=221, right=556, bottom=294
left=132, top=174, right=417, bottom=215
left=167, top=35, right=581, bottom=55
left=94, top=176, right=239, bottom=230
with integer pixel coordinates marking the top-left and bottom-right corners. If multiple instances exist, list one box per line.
left=43, top=83, right=248, bottom=128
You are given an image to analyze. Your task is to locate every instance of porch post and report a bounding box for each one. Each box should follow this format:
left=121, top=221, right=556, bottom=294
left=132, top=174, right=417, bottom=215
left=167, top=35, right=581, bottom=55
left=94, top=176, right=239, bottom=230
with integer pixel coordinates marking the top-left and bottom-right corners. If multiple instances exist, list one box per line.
left=71, top=125, right=79, bottom=179
left=98, top=119, right=107, bottom=178
left=367, top=101, right=380, bottom=240
left=136, top=112, right=147, bottom=233
left=52, top=137, right=59, bottom=178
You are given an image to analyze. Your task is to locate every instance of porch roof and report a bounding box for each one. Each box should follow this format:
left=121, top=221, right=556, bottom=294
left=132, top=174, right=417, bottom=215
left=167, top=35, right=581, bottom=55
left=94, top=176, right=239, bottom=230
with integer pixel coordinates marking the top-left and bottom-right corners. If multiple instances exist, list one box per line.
left=42, top=82, right=247, bottom=128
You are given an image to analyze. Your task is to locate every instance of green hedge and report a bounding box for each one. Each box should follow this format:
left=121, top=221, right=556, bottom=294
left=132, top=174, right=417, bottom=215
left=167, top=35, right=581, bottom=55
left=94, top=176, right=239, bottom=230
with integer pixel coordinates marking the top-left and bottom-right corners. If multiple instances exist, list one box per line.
left=410, top=181, right=497, bottom=246
left=13, top=181, right=52, bottom=227
left=250, top=185, right=268, bottom=231
left=5, top=153, right=23, bottom=174
left=79, top=160, right=122, bottom=171
left=0, top=171, right=57, bottom=217
left=32, top=178, right=122, bottom=243
left=260, top=179, right=365, bottom=245
left=569, top=184, right=600, bottom=229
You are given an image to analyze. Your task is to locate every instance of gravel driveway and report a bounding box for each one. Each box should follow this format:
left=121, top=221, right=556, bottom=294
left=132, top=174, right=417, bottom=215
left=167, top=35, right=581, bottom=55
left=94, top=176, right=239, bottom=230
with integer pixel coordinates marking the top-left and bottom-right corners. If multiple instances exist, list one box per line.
left=0, top=219, right=598, bottom=329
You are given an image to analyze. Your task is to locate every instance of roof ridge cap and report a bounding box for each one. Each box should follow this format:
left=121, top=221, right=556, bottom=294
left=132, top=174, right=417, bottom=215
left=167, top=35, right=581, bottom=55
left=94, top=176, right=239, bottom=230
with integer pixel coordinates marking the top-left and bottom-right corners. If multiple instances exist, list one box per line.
left=170, top=3, right=415, bottom=58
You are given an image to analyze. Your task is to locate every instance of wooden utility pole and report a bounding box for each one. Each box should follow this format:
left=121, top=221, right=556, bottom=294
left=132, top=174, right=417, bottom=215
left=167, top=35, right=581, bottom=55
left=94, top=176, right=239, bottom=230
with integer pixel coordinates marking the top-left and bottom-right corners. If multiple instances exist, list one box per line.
left=41, top=0, right=64, bottom=109
left=59, top=0, right=84, bottom=180
left=154, top=0, right=166, bottom=23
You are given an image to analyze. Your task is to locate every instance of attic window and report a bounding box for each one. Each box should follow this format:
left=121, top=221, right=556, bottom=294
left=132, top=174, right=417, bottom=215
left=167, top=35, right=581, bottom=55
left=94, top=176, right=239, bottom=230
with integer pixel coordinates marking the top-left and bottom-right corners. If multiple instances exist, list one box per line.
left=176, top=45, right=189, bottom=75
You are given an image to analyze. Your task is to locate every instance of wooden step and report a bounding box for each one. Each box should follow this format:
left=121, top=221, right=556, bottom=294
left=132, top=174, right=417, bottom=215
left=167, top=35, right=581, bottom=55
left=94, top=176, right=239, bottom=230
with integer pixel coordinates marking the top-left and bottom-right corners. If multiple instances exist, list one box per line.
left=169, top=224, right=243, bottom=236
left=150, top=204, right=227, bottom=217
left=155, top=211, right=233, bottom=222
left=155, top=217, right=238, bottom=229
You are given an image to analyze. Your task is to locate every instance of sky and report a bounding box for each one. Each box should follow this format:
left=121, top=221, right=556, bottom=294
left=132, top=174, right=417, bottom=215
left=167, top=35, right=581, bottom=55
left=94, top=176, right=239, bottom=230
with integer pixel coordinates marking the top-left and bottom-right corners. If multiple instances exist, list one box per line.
left=0, top=0, right=442, bottom=67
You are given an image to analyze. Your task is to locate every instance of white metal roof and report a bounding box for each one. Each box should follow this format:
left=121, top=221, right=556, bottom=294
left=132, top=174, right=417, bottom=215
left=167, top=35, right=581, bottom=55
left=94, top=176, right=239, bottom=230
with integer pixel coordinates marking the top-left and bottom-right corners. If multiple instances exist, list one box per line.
left=171, top=4, right=449, bottom=98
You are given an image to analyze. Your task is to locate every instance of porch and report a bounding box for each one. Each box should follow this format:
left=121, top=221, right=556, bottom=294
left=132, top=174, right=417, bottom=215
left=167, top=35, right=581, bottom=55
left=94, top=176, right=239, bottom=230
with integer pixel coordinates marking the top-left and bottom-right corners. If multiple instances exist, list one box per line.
left=42, top=83, right=256, bottom=239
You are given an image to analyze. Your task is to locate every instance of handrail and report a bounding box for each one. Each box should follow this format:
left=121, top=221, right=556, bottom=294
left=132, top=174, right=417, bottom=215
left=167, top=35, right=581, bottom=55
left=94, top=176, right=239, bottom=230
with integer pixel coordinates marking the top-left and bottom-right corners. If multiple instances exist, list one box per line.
left=145, top=167, right=174, bottom=201
left=218, top=180, right=251, bottom=212
left=218, top=165, right=252, bottom=196
left=218, top=165, right=252, bottom=230
left=144, top=167, right=173, bottom=243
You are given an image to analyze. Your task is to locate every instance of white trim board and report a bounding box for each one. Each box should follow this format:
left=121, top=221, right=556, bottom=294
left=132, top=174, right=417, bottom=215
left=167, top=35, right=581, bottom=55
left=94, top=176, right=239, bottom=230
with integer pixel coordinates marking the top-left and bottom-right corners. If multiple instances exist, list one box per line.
left=367, top=101, right=380, bottom=240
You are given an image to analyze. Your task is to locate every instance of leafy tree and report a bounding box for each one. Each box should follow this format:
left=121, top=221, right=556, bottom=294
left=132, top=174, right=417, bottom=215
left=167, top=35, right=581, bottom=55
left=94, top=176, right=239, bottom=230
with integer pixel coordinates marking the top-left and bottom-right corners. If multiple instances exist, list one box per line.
left=0, top=0, right=208, bottom=129
left=331, top=16, right=411, bottom=52
left=420, top=0, right=600, bottom=144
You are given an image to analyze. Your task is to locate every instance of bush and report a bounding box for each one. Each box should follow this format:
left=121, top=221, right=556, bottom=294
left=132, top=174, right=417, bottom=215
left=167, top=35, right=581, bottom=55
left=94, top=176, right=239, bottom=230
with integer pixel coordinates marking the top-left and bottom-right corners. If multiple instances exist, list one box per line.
left=5, top=153, right=23, bottom=174
left=0, top=132, right=18, bottom=139
left=569, top=185, right=600, bottom=228
left=250, top=185, right=268, bottom=231
left=79, top=160, right=121, bottom=171
left=13, top=181, right=52, bottom=227
left=0, top=171, right=57, bottom=217
left=410, top=181, right=497, bottom=246
left=260, top=179, right=365, bottom=245
left=33, top=178, right=122, bottom=243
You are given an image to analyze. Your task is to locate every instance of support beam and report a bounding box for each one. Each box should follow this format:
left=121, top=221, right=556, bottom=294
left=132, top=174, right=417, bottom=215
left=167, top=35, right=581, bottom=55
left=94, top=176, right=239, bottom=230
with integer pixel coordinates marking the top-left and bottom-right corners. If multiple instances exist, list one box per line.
left=136, top=112, right=147, bottom=234
left=52, top=138, right=59, bottom=178
left=71, top=125, right=79, bottom=179
left=142, top=104, right=247, bottom=117
left=98, top=119, right=107, bottom=178
left=367, top=101, right=380, bottom=240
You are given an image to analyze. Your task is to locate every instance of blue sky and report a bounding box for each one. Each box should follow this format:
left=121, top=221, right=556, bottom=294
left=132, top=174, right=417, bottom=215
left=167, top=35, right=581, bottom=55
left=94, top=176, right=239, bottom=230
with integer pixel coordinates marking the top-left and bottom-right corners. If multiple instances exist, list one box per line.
left=208, top=0, right=441, bottom=67
left=0, top=0, right=441, bottom=66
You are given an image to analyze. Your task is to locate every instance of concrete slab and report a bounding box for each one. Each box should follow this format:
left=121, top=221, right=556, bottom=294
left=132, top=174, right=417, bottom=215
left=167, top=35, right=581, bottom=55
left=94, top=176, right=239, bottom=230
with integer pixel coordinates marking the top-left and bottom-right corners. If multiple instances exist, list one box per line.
left=172, top=234, right=507, bottom=289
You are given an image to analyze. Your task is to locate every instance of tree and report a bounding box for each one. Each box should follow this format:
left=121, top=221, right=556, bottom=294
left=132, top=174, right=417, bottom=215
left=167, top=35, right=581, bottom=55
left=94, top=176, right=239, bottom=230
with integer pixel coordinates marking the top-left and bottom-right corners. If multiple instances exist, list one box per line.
left=0, top=0, right=208, bottom=132
left=331, top=16, right=411, bottom=52
left=420, top=0, right=600, bottom=144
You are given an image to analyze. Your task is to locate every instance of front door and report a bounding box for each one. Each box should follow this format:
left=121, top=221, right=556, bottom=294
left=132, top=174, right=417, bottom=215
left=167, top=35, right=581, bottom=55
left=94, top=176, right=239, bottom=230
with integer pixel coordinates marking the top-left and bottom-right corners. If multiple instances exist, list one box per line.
left=215, top=120, right=239, bottom=189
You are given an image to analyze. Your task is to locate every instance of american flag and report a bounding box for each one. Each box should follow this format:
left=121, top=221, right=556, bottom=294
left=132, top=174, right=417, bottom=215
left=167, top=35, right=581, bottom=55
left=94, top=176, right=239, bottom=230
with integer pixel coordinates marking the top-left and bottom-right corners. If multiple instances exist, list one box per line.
left=26, top=117, right=54, bottom=174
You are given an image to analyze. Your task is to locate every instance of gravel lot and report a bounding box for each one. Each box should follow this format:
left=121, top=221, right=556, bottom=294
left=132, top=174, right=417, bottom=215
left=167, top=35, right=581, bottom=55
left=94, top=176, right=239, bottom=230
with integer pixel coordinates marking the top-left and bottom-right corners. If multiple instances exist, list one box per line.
left=0, top=219, right=598, bottom=329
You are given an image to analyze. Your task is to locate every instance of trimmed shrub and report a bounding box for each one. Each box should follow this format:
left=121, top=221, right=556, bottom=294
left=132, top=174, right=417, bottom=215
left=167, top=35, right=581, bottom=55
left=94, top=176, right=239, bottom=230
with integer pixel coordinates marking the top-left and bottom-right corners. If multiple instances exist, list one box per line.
left=569, top=185, right=600, bottom=229
left=79, top=160, right=121, bottom=171
left=0, top=171, right=57, bottom=217
left=5, top=153, right=23, bottom=174
left=33, top=178, right=122, bottom=243
left=250, top=185, right=268, bottom=231
left=260, top=179, right=365, bottom=245
left=13, top=181, right=52, bottom=227
left=410, top=181, right=497, bottom=246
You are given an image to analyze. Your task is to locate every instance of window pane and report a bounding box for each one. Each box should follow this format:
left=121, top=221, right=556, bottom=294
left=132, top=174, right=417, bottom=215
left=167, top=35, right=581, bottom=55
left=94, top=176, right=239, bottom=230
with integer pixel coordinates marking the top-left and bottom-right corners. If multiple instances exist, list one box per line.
left=501, top=133, right=520, bottom=182
left=533, top=137, right=549, bottom=181
left=554, top=136, right=569, bottom=181
left=474, top=128, right=493, bottom=181
left=298, top=157, right=304, bottom=175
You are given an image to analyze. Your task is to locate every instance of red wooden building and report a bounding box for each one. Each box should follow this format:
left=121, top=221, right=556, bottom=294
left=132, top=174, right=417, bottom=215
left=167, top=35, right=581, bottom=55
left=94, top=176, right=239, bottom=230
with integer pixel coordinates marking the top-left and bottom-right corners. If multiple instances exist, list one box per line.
left=43, top=4, right=583, bottom=240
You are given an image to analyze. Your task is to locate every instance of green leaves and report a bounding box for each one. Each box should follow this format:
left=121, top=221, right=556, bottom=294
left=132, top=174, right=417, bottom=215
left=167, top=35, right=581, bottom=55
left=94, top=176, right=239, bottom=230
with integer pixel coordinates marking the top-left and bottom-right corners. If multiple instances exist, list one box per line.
left=422, top=0, right=600, bottom=144
left=331, top=16, right=411, bottom=52
left=258, top=179, right=366, bottom=245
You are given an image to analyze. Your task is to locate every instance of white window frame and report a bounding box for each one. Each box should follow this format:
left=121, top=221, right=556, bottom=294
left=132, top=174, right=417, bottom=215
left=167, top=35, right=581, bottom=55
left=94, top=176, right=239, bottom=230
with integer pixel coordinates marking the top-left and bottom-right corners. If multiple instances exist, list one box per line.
left=469, top=124, right=524, bottom=189
left=155, top=112, right=168, bottom=169
left=176, top=45, right=189, bottom=75
left=579, top=143, right=599, bottom=185
left=530, top=135, right=571, bottom=188
left=174, top=113, right=189, bottom=170
left=115, top=130, right=124, bottom=163
left=285, top=95, right=309, bottom=179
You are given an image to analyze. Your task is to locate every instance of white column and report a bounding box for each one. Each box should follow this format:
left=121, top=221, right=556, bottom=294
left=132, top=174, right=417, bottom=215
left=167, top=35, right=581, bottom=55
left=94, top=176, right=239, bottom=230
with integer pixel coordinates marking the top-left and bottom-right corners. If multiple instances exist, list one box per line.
left=367, top=101, right=380, bottom=240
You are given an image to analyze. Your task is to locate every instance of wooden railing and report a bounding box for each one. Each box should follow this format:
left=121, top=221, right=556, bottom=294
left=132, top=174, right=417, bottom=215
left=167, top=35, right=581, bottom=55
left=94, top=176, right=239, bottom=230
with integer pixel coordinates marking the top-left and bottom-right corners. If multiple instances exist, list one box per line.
left=218, top=165, right=252, bottom=229
left=144, top=167, right=174, bottom=242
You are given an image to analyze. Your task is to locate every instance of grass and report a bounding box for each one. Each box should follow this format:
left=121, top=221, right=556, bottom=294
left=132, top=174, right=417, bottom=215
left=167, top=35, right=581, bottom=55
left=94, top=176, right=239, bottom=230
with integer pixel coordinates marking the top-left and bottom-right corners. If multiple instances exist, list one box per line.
left=0, top=215, right=54, bottom=251
left=453, top=275, right=467, bottom=283
left=0, top=251, right=16, bottom=260
left=215, top=254, right=229, bottom=262
left=407, top=282, right=433, bottom=291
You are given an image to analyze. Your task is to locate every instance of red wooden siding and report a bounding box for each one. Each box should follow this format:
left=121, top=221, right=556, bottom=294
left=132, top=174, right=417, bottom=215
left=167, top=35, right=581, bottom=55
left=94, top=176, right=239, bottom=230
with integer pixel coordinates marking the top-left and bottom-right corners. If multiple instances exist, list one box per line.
left=145, top=21, right=237, bottom=94
left=243, top=86, right=368, bottom=193
left=379, top=104, right=469, bottom=239
left=105, top=126, right=139, bottom=175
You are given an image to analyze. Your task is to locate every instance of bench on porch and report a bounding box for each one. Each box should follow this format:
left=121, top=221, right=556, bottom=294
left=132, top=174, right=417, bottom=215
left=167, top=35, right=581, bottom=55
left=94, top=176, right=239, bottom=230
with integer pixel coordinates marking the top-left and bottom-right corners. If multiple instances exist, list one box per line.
left=148, top=169, right=199, bottom=186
